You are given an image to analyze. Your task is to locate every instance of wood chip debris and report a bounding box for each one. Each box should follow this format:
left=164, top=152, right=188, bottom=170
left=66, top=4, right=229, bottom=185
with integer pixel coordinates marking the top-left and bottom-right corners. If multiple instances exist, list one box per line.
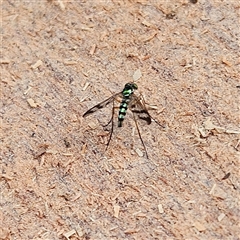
left=23, top=86, right=32, bottom=95
left=27, top=98, right=38, bottom=108
left=63, top=229, right=76, bottom=240
left=82, top=82, right=90, bottom=91
left=70, top=192, right=82, bottom=202
left=199, top=118, right=240, bottom=137
left=75, top=227, right=84, bottom=237
left=0, top=59, right=10, bottom=64
left=141, top=19, right=152, bottom=27
left=131, top=127, right=135, bottom=137
left=34, top=144, right=49, bottom=158
left=132, top=211, right=146, bottom=217
left=81, top=143, right=87, bottom=155
left=89, top=44, right=96, bottom=55
left=113, top=205, right=120, bottom=218
left=135, top=148, right=144, bottom=157
left=234, top=139, right=240, bottom=149
left=62, top=153, right=73, bottom=157
left=139, top=31, right=157, bottom=42
left=124, top=228, right=140, bottom=234
left=209, top=183, right=217, bottom=195
left=88, top=121, right=98, bottom=129
left=63, top=60, right=78, bottom=65
left=80, top=24, right=94, bottom=31
left=133, top=69, right=142, bottom=81
left=158, top=203, right=164, bottom=214
left=79, top=96, right=87, bottom=103
left=62, top=157, right=75, bottom=168
left=1, top=173, right=13, bottom=180
left=193, top=221, right=206, bottom=232
left=30, top=60, right=43, bottom=69
left=217, top=213, right=226, bottom=222
left=209, top=183, right=227, bottom=199
left=45, top=149, right=58, bottom=154
left=221, top=56, right=232, bottom=66
left=147, top=104, right=158, bottom=110
left=57, top=0, right=65, bottom=11
left=203, top=118, right=225, bottom=132
left=109, top=226, right=119, bottom=231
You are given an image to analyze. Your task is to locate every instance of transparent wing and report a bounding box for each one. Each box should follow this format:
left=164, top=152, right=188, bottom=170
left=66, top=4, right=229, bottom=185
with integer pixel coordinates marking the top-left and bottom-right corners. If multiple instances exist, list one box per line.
left=129, top=94, right=164, bottom=127
left=83, top=92, right=122, bottom=117
left=129, top=94, right=152, bottom=125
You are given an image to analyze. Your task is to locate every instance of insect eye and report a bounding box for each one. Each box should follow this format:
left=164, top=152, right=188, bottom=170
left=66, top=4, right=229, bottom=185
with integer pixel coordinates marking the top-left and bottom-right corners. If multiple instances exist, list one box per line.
left=133, top=83, right=138, bottom=89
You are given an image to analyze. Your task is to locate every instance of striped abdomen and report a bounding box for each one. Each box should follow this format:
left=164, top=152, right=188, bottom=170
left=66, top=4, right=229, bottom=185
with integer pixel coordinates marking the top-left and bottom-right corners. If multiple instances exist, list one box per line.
left=118, top=82, right=138, bottom=127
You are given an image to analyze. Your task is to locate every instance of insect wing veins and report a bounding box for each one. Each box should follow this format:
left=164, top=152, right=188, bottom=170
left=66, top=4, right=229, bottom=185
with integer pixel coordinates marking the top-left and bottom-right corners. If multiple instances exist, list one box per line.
left=129, top=95, right=152, bottom=125
left=83, top=92, right=121, bottom=118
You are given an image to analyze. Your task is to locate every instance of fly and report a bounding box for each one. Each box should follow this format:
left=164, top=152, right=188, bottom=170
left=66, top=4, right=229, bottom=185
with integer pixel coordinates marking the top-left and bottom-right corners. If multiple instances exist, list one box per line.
left=83, top=82, right=163, bottom=158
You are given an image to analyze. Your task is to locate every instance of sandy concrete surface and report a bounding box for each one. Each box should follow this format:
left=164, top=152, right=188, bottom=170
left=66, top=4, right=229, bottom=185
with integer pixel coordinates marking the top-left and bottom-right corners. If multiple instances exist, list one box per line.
left=1, top=1, right=239, bottom=239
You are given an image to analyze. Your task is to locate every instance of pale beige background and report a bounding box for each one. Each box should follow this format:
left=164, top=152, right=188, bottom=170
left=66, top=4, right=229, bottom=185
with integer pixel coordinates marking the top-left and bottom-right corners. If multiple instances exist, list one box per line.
left=1, top=1, right=239, bottom=239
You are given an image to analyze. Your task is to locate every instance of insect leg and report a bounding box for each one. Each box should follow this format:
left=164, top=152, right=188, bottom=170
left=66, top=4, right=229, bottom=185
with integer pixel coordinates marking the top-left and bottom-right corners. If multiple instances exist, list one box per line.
left=106, top=99, right=115, bottom=150
left=132, top=112, right=149, bottom=159
left=103, top=114, right=113, bottom=128
left=138, top=93, right=165, bottom=128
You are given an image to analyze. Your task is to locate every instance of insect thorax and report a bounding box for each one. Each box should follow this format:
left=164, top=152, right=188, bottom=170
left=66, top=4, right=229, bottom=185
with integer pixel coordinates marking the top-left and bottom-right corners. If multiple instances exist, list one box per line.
left=122, top=82, right=138, bottom=97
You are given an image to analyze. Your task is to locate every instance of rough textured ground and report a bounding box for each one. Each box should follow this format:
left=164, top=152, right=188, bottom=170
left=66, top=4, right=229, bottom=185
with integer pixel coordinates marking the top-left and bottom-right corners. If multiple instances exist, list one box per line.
left=1, top=1, right=239, bottom=239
